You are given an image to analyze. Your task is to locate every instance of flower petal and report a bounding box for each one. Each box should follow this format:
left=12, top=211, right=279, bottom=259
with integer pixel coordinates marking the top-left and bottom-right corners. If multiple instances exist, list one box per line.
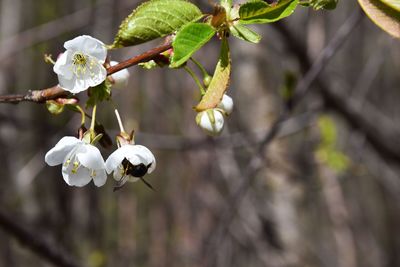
left=65, top=35, right=106, bottom=62
left=62, top=164, right=92, bottom=187
left=86, top=60, right=107, bottom=87
left=197, top=109, right=224, bottom=136
left=110, top=61, right=130, bottom=89
left=58, top=74, right=84, bottom=94
left=147, top=159, right=156, bottom=174
left=92, top=169, right=107, bottom=187
left=106, top=144, right=156, bottom=177
left=75, top=144, right=105, bottom=170
left=105, top=146, right=130, bottom=173
left=45, top=136, right=81, bottom=166
left=132, top=145, right=155, bottom=162
left=126, top=153, right=142, bottom=166
left=53, top=52, right=68, bottom=75
left=113, top=166, right=124, bottom=180
left=81, top=36, right=107, bottom=62
left=64, top=35, right=85, bottom=51
left=218, top=94, right=234, bottom=115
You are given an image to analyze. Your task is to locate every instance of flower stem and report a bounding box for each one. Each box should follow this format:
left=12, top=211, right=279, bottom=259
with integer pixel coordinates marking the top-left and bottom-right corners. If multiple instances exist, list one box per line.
left=90, top=105, right=97, bottom=132
left=75, top=105, right=86, bottom=126
left=184, top=66, right=206, bottom=96
left=114, top=108, right=125, bottom=133
left=191, top=58, right=210, bottom=80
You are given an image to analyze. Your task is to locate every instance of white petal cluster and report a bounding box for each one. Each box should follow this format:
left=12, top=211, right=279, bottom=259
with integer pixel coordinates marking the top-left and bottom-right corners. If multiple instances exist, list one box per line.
left=45, top=136, right=107, bottom=187
left=105, top=144, right=156, bottom=185
left=196, top=109, right=225, bottom=136
left=54, top=35, right=107, bottom=94
left=196, top=94, right=234, bottom=136
left=110, top=61, right=130, bottom=89
left=218, top=94, right=234, bottom=115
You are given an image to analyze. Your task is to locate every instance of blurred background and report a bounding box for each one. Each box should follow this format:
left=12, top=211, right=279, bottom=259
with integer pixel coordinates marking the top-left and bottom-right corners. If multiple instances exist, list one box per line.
left=0, top=0, right=399, bottom=266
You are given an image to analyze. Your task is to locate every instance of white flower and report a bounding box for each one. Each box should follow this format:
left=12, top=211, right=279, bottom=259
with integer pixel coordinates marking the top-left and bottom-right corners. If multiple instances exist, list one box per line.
left=196, top=109, right=225, bottom=136
left=110, top=61, right=130, bottom=89
left=217, top=94, right=234, bottom=115
left=105, top=144, right=156, bottom=186
left=45, top=136, right=107, bottom=187
left=54, top=35, right=107, bottom=94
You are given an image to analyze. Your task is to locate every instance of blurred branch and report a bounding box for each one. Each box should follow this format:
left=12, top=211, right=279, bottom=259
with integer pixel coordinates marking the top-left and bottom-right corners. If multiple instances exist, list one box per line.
left=203, top=10, right=363, bottom=266
left=137, top=110, right=316, bottom=150
left=273, top=11, right=400, bottom=164
left=0, top=209, right=82, bottom=267
left=0, top=41, right=172, bottom=104
left=0, top=7, right=91, bottom=62
left=319, top=167, right=357, bottom=267
left=0, top=0, right=138, bottom=61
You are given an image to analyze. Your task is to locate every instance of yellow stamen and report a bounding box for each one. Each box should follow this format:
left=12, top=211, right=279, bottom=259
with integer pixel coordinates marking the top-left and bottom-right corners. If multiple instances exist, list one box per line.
left=72, top=52, right=88, bottom=77
left=71, top=160, right=80, bottom=174
left=64, top=159, right=71, bottom=167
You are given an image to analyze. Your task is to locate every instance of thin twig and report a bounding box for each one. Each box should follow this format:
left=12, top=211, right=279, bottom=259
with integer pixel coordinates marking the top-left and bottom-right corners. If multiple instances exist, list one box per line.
left=106, top=42, right=172, bottom=75
left=0, top=41, right=172, bottom=104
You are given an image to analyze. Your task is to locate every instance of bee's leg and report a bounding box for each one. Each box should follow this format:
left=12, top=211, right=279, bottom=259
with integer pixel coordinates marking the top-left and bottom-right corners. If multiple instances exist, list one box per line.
left=139, top=177, right=155, bottom=191
left=113, top=182, right=125, bottom=192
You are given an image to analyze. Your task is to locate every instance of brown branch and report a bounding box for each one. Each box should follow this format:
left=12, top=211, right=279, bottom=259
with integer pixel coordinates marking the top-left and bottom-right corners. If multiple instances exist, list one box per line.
left=0, top=209, right=82, bottom=267
left=106, top=42, right=172, bottom=75
left=0, top=41, right=173, bottom=104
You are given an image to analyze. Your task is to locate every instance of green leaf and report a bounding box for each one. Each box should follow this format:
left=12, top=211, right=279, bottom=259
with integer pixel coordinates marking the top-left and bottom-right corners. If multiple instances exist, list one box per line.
left=195, top=38, right=230, bottom=112
left=112, top=0, right=202, bottom=48
left=318, top=115, right=337, bottom=147
left=239, top=0, right=298, bottom=24
left=316, top=148, right=350, bottom=172
left=316, top=115, right=350, bottom=172
left=46, top=100, right=64, bottom=115
left=358, top=0, right=400, bottom=38
left=86, top=80, right=112, bottom=107
left=171, top=22, right=216, bottom=67
left=230, top=24, right=261, bottom=43
left=302, top=0, right=338, bottom=10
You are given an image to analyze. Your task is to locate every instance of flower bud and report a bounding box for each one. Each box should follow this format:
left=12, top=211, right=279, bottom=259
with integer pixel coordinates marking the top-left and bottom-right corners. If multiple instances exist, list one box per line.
left=217, top=94, right=234, bottom=115
left=196, top=109, right=224, bottom=136
left=110, top=61, right=130, bottom=88
left=203, top=75, right=212, bottom=87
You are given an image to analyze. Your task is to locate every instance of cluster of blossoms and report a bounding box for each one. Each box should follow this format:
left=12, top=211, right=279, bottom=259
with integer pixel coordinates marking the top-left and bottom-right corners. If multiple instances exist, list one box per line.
left=196, top=94, right=234, bottom=136
left=45, top=132, right=156, bottom=189
left=46, top=36, right=155, bottom=189
left=45, top=35, right=234, bottom=189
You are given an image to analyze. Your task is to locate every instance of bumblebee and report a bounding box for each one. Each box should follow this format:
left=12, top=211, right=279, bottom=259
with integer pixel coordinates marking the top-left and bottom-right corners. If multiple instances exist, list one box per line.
left=113, top=158, right=154, bottom=191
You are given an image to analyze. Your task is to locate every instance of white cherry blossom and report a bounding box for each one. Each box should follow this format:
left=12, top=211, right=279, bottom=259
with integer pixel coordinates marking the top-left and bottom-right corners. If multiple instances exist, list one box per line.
left=105, top=144, right=156, bottom=186
left=196, top=109, right=225, bottom=136
left=45, top=136, right=107, bottom=187
left=110, top=61, right=130, bottom=89
left=217, top=94, right=234, bottom=115
left=53, top=35, right=107, bottom=94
